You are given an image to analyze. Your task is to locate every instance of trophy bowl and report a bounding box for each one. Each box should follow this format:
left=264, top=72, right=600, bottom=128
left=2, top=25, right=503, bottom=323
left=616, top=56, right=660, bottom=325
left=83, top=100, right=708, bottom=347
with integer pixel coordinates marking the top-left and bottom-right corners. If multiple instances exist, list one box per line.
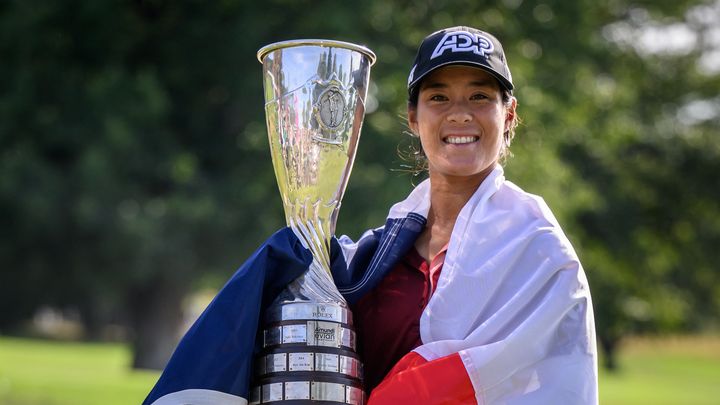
left=252, top=40, right=376, bottom=404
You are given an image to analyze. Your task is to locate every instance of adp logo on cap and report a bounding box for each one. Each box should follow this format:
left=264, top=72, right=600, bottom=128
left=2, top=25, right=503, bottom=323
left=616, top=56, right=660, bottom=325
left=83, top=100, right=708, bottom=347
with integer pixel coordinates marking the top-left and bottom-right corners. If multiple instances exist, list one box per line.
left=407, top=26, right=514, bottom=94
left=431, top=31, right=495, bottom=59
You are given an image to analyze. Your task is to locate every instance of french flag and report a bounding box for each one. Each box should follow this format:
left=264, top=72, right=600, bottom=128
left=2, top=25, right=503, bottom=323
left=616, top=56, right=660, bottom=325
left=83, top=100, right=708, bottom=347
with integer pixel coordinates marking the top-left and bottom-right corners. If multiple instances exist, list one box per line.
left=143, top=228, right=311, bottom=405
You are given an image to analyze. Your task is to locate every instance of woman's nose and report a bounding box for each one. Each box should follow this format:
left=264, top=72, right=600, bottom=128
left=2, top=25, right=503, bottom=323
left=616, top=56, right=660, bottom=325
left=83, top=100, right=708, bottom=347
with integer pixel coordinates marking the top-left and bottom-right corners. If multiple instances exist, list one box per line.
left=446, top=103, right=473, bottom=123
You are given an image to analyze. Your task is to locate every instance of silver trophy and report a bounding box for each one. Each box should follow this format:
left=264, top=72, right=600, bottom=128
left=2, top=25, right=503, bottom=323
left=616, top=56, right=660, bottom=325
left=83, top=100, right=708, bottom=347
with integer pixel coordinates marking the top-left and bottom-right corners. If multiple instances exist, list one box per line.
left=252, top=40, right=376, bottom=404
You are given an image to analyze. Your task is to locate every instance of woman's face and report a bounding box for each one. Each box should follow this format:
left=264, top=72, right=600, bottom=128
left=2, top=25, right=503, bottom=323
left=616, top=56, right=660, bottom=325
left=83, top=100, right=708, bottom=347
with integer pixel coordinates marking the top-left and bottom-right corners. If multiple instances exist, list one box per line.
left=408, top=65, right=516, bottom=180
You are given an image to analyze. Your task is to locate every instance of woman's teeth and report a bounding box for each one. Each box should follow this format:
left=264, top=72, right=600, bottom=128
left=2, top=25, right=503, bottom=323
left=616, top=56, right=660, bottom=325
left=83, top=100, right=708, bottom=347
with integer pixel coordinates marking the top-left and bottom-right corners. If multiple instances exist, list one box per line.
left=445, top=136, right=478, bottom=144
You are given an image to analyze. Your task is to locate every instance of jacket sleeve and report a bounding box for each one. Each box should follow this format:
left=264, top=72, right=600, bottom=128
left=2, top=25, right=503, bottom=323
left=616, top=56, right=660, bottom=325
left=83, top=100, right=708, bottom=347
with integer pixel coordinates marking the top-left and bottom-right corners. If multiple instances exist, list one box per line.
left=368, top=351, right=476, bottom=405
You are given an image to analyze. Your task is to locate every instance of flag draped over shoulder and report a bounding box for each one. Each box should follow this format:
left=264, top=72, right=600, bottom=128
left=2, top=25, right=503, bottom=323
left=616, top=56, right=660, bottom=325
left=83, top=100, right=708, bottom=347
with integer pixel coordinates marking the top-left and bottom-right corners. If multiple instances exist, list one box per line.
left=333, top=166, right=598, bottom=404
left=143, top=228, right=312, bottom=405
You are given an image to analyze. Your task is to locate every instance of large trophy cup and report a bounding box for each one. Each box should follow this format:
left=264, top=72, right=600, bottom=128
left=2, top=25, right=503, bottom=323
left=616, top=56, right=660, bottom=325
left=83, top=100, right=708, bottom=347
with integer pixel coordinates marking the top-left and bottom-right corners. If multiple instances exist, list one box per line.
left=252, top=40, right=376, bottom=404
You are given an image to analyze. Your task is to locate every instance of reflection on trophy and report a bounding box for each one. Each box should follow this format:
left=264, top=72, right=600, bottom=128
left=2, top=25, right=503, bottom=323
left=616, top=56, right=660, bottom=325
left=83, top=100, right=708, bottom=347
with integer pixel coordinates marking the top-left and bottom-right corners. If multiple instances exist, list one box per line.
left=252, top=40, right=376, bottom=404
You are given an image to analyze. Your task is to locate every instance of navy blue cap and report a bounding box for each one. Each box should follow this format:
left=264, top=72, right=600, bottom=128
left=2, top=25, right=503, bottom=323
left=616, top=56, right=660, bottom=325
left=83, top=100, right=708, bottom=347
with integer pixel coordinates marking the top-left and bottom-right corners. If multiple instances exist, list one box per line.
left=408, top=26, right=514, bottom=94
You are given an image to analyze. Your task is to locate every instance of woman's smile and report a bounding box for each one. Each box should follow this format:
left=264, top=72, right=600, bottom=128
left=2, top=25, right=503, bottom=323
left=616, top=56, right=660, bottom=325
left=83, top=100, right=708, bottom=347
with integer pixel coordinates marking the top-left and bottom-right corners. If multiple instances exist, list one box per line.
left=443, top=135, right=480, bottom=144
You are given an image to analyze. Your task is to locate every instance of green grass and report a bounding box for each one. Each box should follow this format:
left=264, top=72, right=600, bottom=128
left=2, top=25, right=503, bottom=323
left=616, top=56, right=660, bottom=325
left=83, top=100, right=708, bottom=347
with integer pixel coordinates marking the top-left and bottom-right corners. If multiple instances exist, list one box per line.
left=599, top=336, right=720, bottom=405
left=1, top=335, right=719, bottom=404
left=0, top=337, right=159, bottom=405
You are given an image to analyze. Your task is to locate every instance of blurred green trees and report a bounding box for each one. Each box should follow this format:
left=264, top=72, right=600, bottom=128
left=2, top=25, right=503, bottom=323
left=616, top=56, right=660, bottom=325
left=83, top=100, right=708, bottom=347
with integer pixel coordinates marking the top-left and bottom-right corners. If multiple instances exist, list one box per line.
left=1, top=0, right=718, bottom=370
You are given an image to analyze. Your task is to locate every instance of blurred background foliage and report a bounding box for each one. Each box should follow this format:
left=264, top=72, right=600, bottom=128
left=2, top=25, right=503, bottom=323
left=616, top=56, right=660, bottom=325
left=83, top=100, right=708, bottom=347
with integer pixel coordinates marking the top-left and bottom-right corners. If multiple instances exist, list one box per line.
left=1, top=0, right=718, bottom=372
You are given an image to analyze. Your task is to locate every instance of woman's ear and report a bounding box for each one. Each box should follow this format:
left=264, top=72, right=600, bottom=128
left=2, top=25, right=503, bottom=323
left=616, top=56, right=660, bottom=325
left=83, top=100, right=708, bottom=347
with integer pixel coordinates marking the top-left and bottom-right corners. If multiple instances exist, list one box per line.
left=504, top=97, right=517, bottom=132
left=408, top=107, right=419, bottom=135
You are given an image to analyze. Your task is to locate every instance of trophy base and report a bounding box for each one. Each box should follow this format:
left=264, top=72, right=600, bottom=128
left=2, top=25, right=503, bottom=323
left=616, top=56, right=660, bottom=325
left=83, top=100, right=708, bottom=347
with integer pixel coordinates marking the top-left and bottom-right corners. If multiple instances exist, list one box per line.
left=252, top=301, right=365, bottom=404
left=250, top=375, right=364, bottom=404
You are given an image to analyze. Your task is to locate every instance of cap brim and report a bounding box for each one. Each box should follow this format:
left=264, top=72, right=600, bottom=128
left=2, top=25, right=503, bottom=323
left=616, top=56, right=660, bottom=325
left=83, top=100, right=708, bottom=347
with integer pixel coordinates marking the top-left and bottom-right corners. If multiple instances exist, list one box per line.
left=408, top=60, right=514, bottom=94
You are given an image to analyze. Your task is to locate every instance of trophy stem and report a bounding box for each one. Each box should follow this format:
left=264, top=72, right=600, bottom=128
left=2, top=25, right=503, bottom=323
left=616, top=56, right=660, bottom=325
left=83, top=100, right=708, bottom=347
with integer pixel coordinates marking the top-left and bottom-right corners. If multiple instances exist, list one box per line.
left=273, top=259, right=346, bottom=306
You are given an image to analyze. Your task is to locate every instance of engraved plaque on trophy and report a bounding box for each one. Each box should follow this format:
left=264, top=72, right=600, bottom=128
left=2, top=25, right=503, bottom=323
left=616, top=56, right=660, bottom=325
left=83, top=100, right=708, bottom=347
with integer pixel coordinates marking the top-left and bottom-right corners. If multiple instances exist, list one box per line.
left=252, top=40, right=376, bottom=404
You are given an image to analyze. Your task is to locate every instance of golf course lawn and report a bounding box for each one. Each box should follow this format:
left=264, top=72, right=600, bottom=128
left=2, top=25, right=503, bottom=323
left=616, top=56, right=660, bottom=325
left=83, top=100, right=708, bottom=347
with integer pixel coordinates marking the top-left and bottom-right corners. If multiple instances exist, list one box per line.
left=1, top=335, right=718, bottom=404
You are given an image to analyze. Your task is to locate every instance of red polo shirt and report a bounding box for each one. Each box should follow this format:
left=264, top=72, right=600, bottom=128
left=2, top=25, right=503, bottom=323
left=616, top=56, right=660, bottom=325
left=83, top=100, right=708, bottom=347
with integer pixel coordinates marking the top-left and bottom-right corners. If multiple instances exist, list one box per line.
left=351, top=245, right=447, bottom=391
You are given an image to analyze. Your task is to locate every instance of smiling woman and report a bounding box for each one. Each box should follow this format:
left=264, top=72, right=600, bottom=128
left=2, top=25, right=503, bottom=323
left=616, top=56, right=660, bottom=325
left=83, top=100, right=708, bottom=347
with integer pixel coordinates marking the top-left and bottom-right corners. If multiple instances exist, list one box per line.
left=328, top=26, right=599, bottom=404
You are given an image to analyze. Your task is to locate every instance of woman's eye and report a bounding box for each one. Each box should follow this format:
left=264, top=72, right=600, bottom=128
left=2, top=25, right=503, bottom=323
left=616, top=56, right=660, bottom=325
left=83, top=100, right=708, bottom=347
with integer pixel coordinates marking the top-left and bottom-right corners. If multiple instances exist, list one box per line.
left=470, top=93, right=488, bottom=101
left=429, top=94, right=447, bottom=101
